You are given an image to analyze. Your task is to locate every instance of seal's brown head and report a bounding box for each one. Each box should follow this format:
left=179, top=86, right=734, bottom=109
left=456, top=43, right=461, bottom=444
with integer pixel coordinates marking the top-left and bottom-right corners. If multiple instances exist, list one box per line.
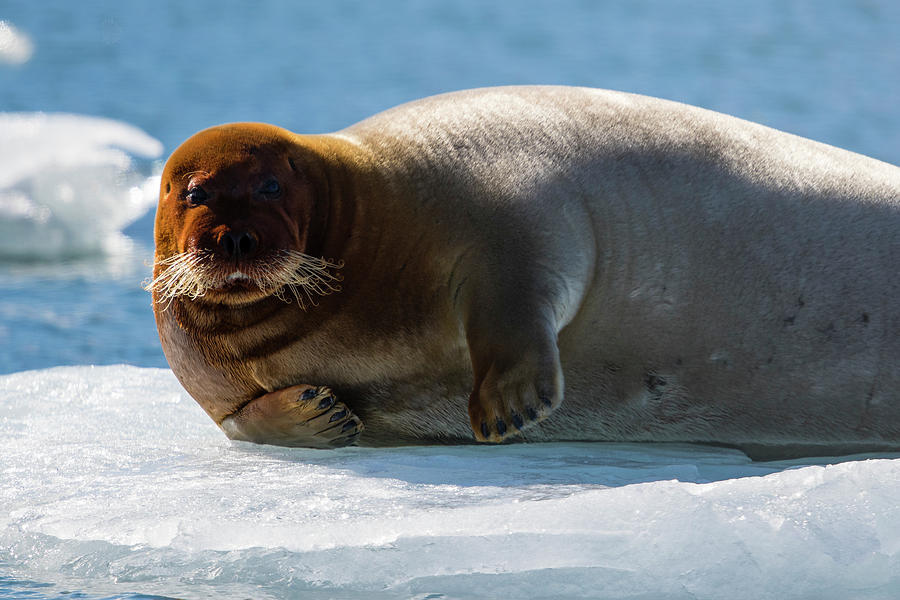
left=148, top=123, right=341, bottom=309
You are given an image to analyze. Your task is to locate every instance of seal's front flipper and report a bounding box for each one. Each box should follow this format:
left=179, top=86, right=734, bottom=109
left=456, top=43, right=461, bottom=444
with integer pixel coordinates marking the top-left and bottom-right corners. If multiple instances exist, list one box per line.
left=463, top=299, right=565, bottom=443
left=220, top=384, right=363, bottom=448
left=467, top=342, right=564, bottom=442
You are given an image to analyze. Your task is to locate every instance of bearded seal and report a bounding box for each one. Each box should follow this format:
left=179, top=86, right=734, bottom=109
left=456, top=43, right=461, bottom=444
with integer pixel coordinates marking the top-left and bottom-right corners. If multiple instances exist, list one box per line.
left=148, top=86, right=900, bottom=458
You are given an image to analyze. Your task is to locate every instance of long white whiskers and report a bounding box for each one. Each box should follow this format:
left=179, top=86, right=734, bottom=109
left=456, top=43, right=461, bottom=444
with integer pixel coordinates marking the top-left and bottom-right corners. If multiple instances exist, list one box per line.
left=144, top=250, right=343, bottom=310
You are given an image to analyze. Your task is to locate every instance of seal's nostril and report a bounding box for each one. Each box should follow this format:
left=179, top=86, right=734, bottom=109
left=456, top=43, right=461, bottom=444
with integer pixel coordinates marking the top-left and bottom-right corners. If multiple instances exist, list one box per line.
left=221, top=232, right=237, bottom=258
left=220, top=231, right=257, bottom=260
left=238, top=232, right=257, bottom=257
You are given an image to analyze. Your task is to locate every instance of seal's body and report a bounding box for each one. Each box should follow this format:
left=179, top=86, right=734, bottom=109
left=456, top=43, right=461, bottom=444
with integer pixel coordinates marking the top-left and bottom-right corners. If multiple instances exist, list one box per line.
left=151, top=86, right=900, bottom=457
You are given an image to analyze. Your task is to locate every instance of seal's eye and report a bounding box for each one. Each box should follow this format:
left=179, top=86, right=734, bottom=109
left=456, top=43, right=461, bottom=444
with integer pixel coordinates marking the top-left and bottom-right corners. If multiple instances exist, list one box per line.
left=259, top=178, right=281, bottom=198
left=185, top=186, right=208, bottom=206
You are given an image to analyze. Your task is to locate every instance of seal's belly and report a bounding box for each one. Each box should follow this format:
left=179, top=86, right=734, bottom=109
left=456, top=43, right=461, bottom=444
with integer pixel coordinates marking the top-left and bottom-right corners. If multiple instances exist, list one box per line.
left=334, top=268, right=900, bottom=448
left=545, top=286, right=900, bottom=447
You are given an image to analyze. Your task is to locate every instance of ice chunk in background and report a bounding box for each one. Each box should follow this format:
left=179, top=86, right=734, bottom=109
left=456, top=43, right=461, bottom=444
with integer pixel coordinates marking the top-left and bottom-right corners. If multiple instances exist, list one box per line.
left=1, top=365, right=899, bottom=600
left=0, top=21, right=33, bottom=65
left=0, top=113, right=162, bottom=261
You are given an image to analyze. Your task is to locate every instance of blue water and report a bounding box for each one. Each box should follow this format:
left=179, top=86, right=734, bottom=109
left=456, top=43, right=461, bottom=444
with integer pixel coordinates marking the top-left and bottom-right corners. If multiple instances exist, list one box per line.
left=2, top=2, right=900, bottom=599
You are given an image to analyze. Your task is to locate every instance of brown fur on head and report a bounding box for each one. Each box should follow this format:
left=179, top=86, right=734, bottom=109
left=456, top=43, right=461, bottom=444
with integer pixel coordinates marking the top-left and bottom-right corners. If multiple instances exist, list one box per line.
left=147, top=123, right=342, bottom=308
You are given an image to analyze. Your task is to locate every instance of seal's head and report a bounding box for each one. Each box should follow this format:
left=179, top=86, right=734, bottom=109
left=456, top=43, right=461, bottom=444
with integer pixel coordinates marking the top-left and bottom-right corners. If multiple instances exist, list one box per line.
left=148, top=123, right=341, bottom=309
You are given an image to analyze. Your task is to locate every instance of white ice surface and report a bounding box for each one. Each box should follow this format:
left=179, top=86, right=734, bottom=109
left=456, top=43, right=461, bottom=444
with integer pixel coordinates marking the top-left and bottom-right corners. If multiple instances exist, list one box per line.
left=2, top=366, right=900, bottom=599
left=0, top=113, right=162, bottom=260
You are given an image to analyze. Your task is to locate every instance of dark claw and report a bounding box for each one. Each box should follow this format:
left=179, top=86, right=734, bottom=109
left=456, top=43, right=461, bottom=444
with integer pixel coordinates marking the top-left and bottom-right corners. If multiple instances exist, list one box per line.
left=329, top=409, right=348, bottom=422
left=512, top=414, right=524, bottom=430
left=527, top=407, right=539, bottom=421
left=540, top=395, right=553, bottom=408
left=496, top=418, right=507, bottom=436
left=300, top=388, right=318, bottom=401
left=481, top=421, right=490, bottom=439
left=317, top=395, right=335, bottom=410
left=341, top=420, right=357, bottom=433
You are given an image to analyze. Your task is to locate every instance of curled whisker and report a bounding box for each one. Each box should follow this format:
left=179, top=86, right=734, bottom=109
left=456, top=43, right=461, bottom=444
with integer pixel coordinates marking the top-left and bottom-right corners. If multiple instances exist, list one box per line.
left=263, top=250, right=344, bottom=310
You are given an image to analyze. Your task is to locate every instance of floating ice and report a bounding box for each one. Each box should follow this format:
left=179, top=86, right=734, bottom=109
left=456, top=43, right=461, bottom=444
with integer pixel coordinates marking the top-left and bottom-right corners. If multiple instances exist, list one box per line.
left=1, top=365, right=899, bottom=599
left=0, top=113, right=163, bottom=260
left=0, top=21, right=33, bottom=65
